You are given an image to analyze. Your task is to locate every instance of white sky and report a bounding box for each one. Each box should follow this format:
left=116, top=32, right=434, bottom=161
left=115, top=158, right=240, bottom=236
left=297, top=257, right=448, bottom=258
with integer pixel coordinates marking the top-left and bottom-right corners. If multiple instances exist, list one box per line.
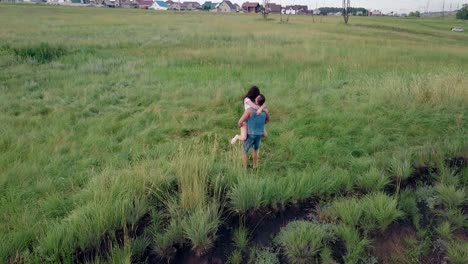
left=228, top=0, right=465, bottom=13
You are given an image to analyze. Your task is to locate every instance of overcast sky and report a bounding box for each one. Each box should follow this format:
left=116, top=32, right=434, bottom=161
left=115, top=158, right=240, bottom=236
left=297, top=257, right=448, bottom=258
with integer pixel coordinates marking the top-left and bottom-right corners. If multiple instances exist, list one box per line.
left=230, top=0, right=465, bottom=13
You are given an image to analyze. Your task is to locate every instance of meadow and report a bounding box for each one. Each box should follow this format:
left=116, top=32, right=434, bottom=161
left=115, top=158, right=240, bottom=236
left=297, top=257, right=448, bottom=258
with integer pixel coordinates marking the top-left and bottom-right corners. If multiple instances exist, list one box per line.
left=0, top=3, right=467, bottom=263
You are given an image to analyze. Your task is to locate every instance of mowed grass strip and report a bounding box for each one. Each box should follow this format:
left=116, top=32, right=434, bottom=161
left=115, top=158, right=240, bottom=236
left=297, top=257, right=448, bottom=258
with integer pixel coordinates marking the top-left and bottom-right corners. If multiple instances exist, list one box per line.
left=0, top=4, right=467, bottom=262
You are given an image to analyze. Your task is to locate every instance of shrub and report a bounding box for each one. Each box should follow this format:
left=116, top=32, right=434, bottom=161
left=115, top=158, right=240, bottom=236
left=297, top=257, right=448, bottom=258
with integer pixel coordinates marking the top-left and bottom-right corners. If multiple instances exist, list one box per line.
left=13, top=43, right=67, bottom=63
left=274, top=221, right=336, bottom=264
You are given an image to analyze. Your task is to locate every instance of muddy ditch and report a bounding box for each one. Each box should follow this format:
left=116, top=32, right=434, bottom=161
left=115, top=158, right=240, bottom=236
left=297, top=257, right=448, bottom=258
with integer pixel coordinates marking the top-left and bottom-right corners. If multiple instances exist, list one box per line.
left=72, top=156, right=467, bottom=263
left=73, top=213, right=152, bottom=263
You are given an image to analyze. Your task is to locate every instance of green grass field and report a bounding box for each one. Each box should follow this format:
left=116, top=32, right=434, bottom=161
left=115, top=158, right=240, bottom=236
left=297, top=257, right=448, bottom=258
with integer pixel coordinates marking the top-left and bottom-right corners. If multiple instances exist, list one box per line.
left=1, top=4, right=467, bottom=263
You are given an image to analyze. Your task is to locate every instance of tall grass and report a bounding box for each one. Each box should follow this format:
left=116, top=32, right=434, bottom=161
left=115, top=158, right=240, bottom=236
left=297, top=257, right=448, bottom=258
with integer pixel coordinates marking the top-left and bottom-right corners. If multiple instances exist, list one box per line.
left=0, top=4, right=467, bottom=262
left=172, top=145, right=212, bottom=212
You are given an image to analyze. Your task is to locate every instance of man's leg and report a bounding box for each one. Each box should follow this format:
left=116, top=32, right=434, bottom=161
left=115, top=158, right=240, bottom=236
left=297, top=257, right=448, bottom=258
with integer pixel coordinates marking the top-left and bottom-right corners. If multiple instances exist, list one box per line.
left=252, top=135, right=261, bottom=169
left=242, top=152, right=248, bottom=170
left=242, top=135, right=252, bottom=170
left=252, top=150, right=258, bottom=169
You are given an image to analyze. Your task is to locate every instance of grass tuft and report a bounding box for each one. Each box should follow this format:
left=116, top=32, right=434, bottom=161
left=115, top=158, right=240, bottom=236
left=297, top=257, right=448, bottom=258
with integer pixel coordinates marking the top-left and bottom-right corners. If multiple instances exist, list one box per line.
left=181, top=202, right=221, bottom=256
left=446, top=240, right=468, bottom=264
left=274, top=220, right=336, bottom=264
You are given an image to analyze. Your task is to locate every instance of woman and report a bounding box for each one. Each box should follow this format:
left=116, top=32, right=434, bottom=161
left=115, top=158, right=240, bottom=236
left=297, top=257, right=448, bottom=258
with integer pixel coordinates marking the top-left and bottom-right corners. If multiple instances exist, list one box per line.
left=230, top=86, right=267, bottom=144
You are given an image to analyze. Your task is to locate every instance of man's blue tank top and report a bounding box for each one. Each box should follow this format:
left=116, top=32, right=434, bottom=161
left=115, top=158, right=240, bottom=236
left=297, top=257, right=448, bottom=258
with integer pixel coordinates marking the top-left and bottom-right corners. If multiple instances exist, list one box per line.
left=247, top=107, right=266, bottom=136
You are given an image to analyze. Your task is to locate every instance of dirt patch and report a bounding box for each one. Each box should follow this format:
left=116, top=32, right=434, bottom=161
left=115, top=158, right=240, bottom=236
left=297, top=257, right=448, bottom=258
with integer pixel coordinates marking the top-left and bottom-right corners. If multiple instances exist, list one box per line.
left=385, top=166, right=437, bottom=195
left=246, top=199, right=318, bottom=248
left=370, top=222, right=417, bottom=264
left=420, top=237, right=446, bottom=264
left=167, top=220, right=235, bottom=264
left=446, top=157, right=468, bottom=173
left=454, top=229, right=468, bottom=241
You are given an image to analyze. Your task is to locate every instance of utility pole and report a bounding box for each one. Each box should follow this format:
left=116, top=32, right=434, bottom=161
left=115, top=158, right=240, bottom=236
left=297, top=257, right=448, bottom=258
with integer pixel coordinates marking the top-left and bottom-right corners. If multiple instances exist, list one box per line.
left=263, top=0, right=270, bottom=19
left=442, top=0, right=445, bottom=17
left=342, top=0, right=350, bottom=24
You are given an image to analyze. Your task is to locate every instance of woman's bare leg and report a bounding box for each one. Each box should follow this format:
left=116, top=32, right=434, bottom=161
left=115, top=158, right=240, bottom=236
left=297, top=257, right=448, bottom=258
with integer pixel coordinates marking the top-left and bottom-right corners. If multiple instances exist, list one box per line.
left=239, top=123, right=247, bottom=141
left=231, top=123, right=248, bottom=144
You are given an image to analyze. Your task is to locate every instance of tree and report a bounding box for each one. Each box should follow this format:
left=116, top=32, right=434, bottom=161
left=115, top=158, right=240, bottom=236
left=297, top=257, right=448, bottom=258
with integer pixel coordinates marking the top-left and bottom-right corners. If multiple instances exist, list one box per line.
left=409, top=11, right=421, bottom=17
left=456, top=4, right=468, bottom=20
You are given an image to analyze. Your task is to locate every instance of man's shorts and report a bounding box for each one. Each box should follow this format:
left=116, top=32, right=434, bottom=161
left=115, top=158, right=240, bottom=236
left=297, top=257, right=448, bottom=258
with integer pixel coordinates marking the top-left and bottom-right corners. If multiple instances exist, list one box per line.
left=243, top=134, right=262, bottom=153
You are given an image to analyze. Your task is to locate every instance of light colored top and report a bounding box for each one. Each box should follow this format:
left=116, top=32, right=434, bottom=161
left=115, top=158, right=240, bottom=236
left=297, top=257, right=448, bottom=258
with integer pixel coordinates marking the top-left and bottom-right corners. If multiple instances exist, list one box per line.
left=244, top=97, right=252, bottom=110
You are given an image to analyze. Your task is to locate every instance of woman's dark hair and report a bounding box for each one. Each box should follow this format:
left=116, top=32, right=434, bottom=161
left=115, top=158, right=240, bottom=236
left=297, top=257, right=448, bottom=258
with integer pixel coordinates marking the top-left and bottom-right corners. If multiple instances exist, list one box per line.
left=244, top=86, right=260, bottom=102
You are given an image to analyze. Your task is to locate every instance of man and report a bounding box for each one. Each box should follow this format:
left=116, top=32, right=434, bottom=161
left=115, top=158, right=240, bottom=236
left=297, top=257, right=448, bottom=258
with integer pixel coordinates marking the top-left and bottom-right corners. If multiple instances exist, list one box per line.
left=237, top=94, right=270, bottom=170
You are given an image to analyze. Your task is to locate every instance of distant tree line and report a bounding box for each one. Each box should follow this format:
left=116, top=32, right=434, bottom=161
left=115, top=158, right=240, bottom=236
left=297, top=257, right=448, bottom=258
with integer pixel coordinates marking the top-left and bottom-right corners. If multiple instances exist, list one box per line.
left=319, top=7, right=368, bottom=16
left=457, top=4, right=468, bottom=19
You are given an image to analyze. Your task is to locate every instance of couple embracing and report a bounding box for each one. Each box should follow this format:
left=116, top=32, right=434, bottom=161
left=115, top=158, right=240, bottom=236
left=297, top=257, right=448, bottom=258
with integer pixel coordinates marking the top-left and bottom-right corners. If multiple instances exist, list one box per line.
left=230, top=86, right=270, bottom=170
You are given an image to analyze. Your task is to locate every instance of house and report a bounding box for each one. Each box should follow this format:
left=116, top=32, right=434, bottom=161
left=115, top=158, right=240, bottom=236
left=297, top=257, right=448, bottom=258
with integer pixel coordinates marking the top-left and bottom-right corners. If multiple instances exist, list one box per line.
left=283, top=7, right=295, bottom=15
left=233, top=3, right=240, bottom=12
left=150, top=0, right=168, bottom=9
left=242, top=2, right=260, bottom=13
left=168, top=2, right=180, bottom=9
left=119, top=0, right=138, bottom=8
left=284, top=5, right=307, bottom=15
left=165, top=0, right=174, bottom=5
left=266, top=3, right=281, bottom=14
left=313, top=8, right=321, bottom=15
left=217, top=0, right=236, bottom=12
left=369, top=10, right=382, bottom=16
left=181, top=1, right=201, bottom=10
left=136, top=0, right=153, bottom=8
